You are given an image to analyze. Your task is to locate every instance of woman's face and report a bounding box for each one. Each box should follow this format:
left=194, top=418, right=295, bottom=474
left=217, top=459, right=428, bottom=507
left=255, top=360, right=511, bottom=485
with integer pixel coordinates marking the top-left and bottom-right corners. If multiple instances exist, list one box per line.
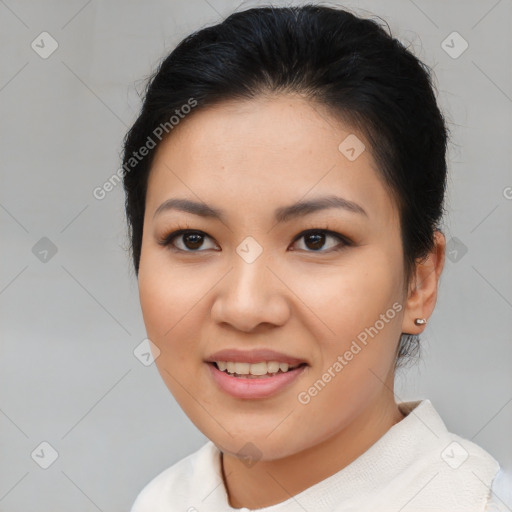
left=138, top=94, right=410, bottom=461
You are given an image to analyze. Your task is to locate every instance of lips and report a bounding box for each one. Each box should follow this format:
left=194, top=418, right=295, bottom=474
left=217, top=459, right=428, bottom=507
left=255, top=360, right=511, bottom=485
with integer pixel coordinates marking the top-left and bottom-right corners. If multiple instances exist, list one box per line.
left=204, top=348, right=308, bottom=366
left=207, top=360, right=308, bottom=399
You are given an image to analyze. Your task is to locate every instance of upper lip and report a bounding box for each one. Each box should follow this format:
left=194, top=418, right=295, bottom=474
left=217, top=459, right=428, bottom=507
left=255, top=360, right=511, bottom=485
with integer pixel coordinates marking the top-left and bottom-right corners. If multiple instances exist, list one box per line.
left=205, top=348, right=308, bottom=366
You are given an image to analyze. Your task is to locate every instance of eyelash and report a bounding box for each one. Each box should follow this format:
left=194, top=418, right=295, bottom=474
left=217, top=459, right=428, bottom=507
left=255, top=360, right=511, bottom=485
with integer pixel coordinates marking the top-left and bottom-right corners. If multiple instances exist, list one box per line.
left=157, top=222, right=353, bottom=254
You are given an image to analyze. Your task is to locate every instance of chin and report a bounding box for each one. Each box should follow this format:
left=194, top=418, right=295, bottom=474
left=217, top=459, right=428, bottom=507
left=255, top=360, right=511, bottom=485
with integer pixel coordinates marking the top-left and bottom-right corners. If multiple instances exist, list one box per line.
left=213, top=431, right=305, bottom=463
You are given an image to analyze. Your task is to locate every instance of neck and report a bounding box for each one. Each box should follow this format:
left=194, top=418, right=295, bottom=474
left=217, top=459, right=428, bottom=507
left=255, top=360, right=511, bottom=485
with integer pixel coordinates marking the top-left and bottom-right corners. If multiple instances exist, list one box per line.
left=221, top=393, right=406, bottom=509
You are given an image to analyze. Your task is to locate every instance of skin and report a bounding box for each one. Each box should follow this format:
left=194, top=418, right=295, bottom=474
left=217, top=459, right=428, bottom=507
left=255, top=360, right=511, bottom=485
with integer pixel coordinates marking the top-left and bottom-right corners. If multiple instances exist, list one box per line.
left=137, top=94, right=446, bottom=509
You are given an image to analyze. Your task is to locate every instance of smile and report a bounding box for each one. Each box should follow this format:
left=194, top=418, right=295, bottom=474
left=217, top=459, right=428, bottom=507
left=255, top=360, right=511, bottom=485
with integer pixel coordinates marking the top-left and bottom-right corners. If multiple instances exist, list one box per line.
left=207, top=361, right=308, bottom=399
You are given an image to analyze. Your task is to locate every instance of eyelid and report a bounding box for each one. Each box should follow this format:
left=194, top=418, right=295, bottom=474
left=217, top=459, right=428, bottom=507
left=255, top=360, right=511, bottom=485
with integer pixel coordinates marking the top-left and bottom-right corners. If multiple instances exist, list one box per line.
left=158, top=226, right=352, bottom=253
left=291, top=228, right=352, bottom=247
left=158, top=228, right=218, bottom=251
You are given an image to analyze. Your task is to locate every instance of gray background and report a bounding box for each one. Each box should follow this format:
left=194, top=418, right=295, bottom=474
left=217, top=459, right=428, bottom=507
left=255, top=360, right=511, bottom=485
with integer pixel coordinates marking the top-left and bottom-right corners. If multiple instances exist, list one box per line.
left=1, top=0, right=511, bottom=510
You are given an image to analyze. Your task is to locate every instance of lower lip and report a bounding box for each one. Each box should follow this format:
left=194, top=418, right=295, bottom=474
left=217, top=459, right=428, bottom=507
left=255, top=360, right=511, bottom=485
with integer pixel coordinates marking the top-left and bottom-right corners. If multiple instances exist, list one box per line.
left=206, top=362, right=308, bottom=399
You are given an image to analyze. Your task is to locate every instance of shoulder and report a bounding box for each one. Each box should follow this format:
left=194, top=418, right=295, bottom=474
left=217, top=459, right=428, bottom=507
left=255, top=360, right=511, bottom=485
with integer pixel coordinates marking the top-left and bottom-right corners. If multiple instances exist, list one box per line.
left=402, top=430, right=501, bottom=500
left=130, top=440, right=218, bottom=512
left=399, top=400, right=501, bottom=480
left=485, top=469, right=512, bottom=511
left=375, top=399, right=503, bottom=510
left=414, top=426, right=502, bottom=504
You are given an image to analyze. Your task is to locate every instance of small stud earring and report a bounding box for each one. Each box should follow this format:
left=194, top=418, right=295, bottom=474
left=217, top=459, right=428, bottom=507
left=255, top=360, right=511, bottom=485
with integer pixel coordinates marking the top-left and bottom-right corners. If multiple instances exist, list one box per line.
left=414, top=318, right=427, bottom=325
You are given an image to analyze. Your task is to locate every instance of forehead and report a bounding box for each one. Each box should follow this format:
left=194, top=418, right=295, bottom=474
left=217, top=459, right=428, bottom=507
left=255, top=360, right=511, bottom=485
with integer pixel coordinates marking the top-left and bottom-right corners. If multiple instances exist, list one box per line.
left=146, top=95, right=398, bottom=227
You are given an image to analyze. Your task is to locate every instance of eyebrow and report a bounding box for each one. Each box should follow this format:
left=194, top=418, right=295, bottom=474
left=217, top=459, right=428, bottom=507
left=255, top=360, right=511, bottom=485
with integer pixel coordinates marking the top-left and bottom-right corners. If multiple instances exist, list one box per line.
left=153, top=195, right=368, bottom=223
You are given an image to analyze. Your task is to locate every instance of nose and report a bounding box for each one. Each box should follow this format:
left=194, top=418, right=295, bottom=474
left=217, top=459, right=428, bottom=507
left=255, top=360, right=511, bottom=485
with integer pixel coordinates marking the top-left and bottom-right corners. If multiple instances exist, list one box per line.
left=210, top=256, right=290, bottom=333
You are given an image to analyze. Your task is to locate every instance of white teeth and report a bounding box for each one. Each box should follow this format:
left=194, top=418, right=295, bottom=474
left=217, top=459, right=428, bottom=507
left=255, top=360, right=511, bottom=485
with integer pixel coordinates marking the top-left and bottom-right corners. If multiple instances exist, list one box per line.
left=235, top=362, right=251, bottom=374
left=214, top=360, right=300, bottom=375
left=266, top=361, right=280, bottom=374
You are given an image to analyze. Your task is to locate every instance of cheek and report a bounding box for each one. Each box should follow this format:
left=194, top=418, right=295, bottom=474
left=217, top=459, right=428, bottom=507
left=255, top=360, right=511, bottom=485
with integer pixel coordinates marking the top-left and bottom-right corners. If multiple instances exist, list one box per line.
left=290, top=252, right=403, bottom=401
left=138, top=259, right=202, bottom=400
left=138, top=270, right=172, bottom=340
left=138, top=249, right=191, bottom=351
left=292, top=254, right=401, bottom=340
left=138, top=243, right=195, bottom=326
left=137, top=249, right=218, bottom=381
left=137, top=253, right=224, bottom=437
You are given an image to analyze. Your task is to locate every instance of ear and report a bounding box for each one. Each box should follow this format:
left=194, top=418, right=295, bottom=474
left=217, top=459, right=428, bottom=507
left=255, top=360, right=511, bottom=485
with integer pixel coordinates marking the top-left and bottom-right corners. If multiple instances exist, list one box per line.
left=402, top=229, right=446, bottom=335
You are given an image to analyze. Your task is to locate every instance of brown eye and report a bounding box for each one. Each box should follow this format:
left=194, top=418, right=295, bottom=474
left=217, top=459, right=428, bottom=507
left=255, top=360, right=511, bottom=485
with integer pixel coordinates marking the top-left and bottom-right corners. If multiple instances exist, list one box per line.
left=303, top=232, right=327, bottom=251
left=159, top=228, right=351, bottom=254
left=291, top=229, right=350, bottom=253
left=159, top=230, right=218, bottom=252
left=180, top=232, right=205, bottom=250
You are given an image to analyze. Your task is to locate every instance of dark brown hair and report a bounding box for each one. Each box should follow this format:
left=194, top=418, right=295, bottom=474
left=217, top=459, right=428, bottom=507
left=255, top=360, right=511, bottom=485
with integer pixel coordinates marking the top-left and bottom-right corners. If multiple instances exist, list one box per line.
left=121, top=4, right=449, bottom=369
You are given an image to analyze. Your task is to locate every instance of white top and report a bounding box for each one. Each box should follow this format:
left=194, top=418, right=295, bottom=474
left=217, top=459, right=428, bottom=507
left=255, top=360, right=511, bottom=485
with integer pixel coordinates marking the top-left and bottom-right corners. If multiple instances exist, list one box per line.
left=131, top=399, right=509, bottom=511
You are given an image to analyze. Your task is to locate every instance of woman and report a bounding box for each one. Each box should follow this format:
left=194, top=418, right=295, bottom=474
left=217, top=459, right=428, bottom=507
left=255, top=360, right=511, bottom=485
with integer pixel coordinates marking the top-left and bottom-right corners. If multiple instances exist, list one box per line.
left=122, top=4, right=507, bottom=510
